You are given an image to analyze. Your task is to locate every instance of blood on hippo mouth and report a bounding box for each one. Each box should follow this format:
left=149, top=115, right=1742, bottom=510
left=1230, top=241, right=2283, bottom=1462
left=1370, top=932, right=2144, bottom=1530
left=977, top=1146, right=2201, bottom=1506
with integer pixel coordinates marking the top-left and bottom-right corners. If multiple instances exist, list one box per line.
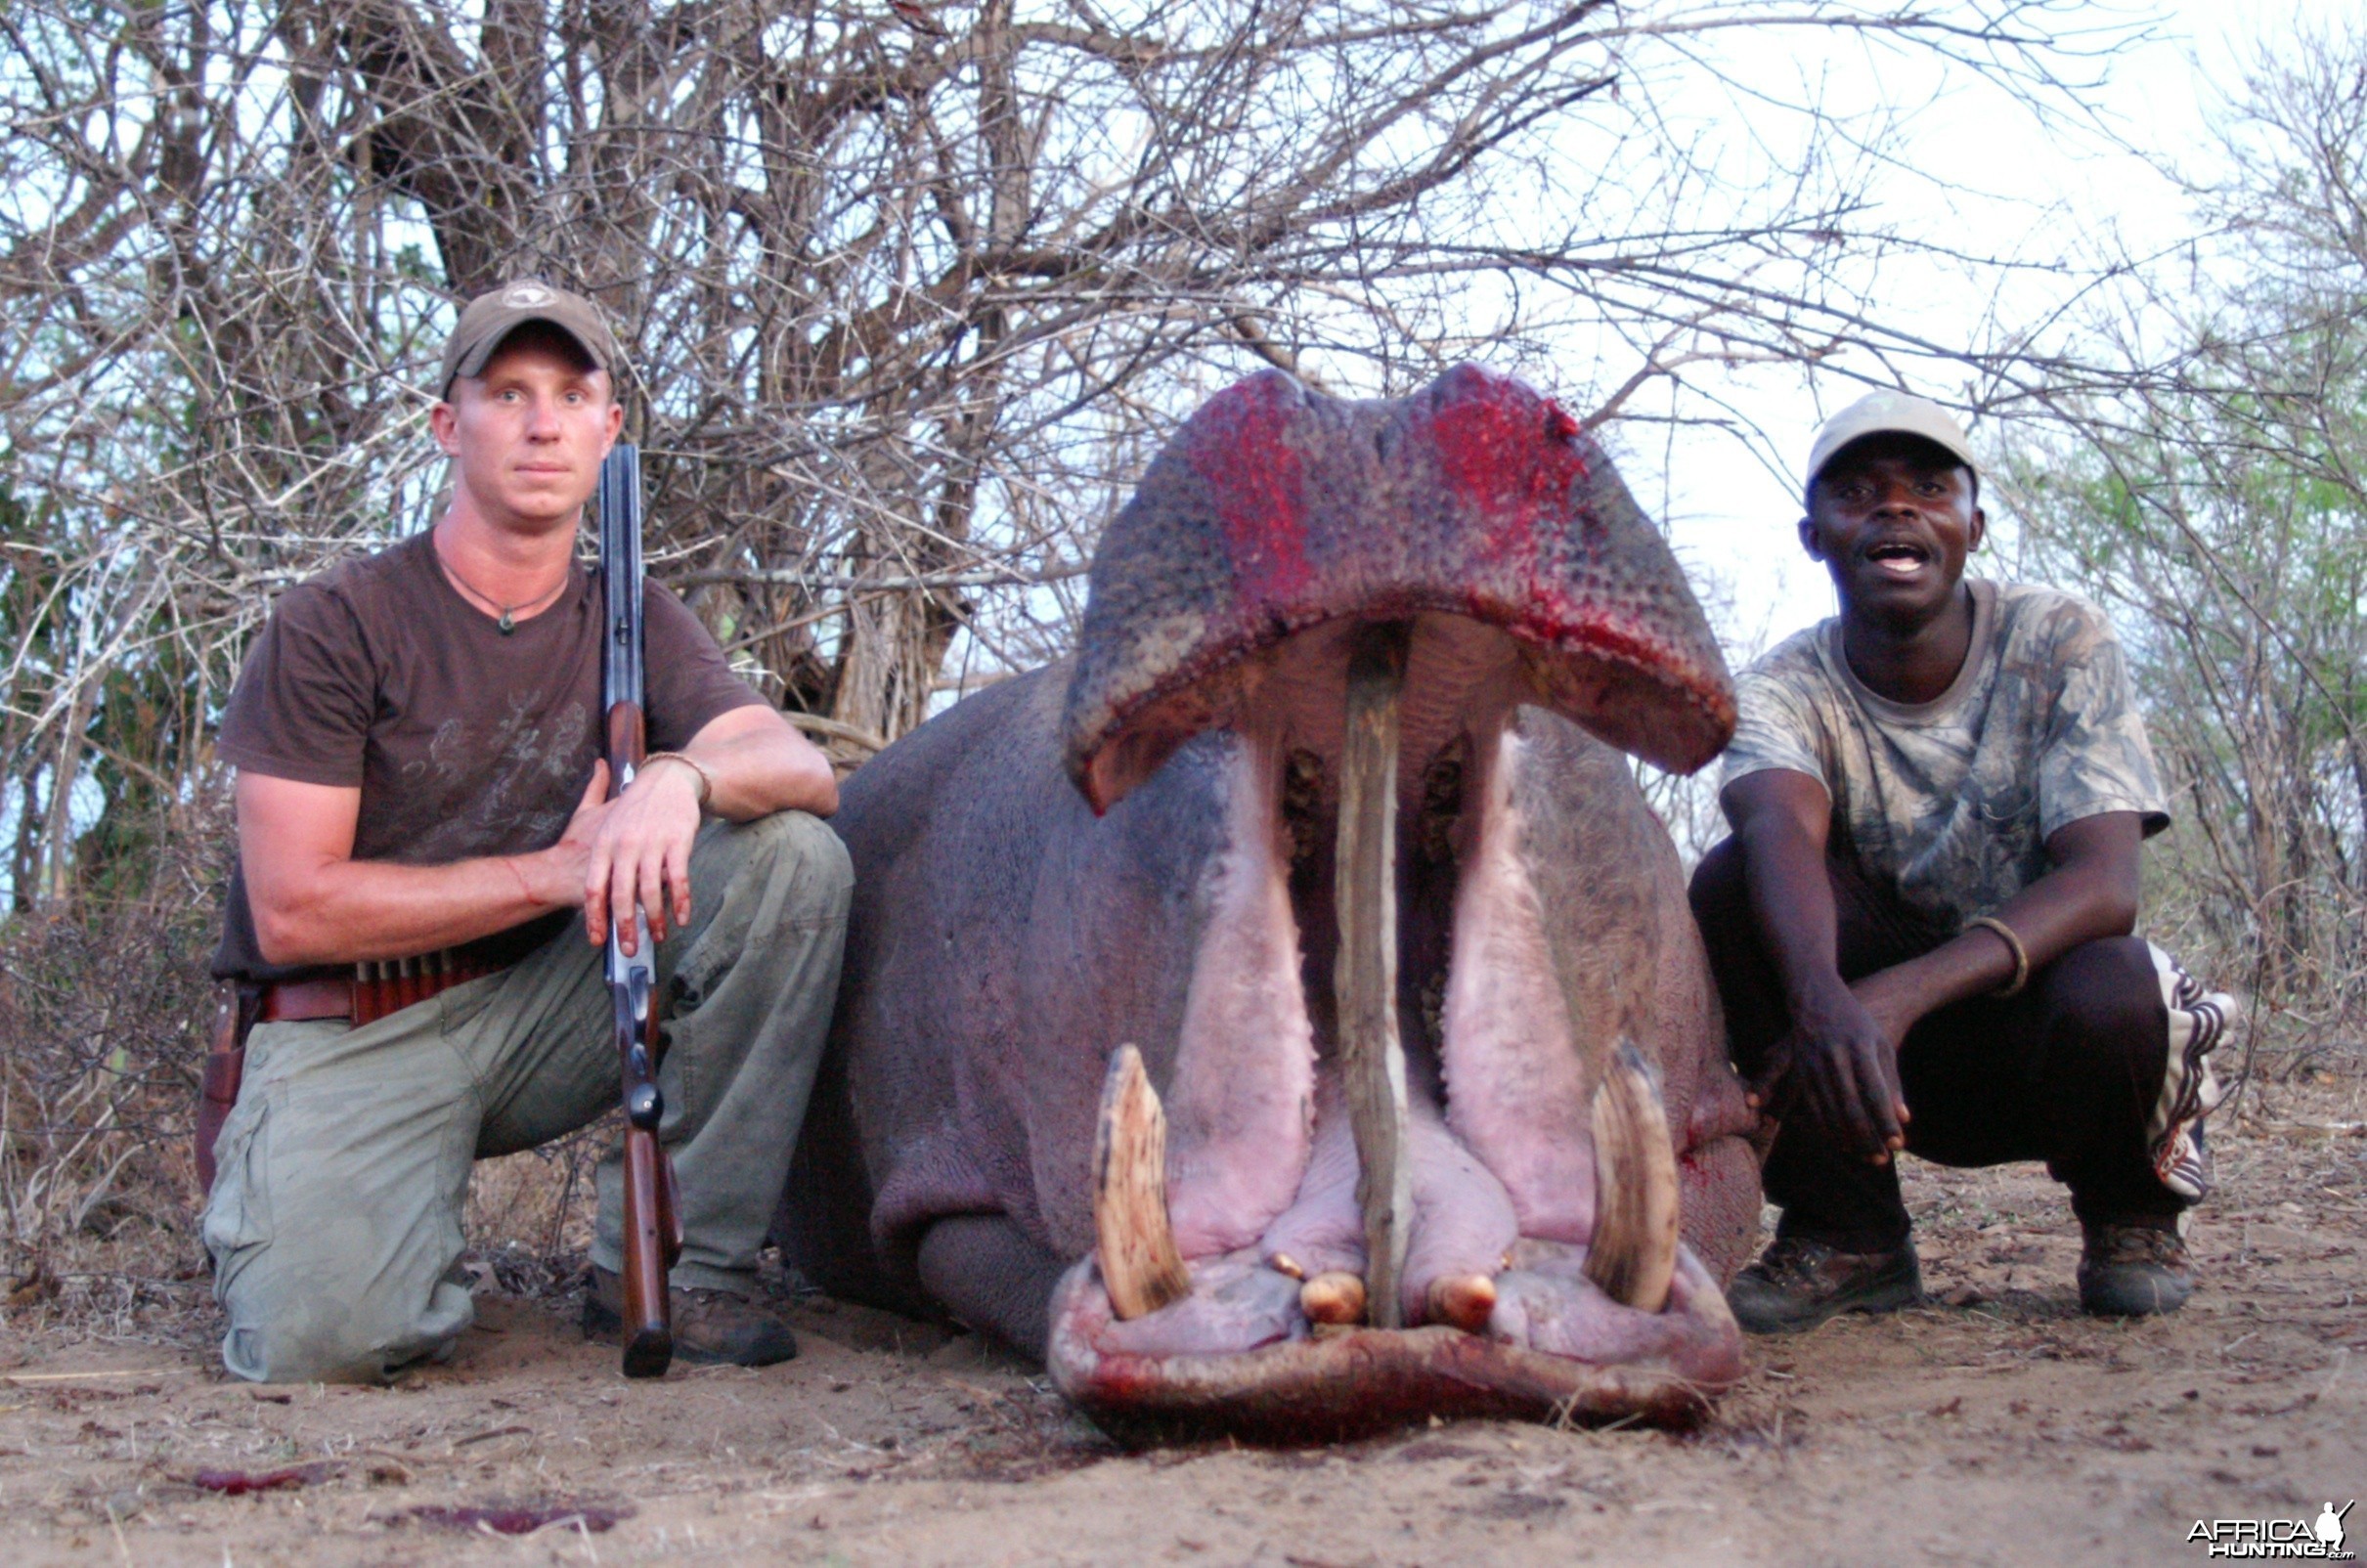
left=1045, top=611, right=1745, bottom=1441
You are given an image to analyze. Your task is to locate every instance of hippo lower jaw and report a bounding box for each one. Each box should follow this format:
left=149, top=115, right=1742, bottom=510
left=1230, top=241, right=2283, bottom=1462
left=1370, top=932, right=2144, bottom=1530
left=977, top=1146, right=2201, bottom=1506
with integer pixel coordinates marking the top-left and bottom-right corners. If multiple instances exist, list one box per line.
left=1040, top=612, right=1748, bottom=1442
left=1048, top=1250, right=1740, bottom=1444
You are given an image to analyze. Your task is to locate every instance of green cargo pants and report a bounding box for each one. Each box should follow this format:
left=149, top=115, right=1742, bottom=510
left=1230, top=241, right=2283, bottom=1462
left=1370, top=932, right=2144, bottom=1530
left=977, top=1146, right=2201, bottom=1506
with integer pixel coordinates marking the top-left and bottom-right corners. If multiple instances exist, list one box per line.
left=200, top=809, right=852, bottom=1383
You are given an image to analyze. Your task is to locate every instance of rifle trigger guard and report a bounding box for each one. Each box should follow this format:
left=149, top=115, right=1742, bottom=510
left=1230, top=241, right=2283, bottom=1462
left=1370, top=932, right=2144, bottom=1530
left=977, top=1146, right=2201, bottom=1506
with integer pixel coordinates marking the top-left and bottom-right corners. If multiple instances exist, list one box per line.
left=625, top=1077, right=664, bottom=1131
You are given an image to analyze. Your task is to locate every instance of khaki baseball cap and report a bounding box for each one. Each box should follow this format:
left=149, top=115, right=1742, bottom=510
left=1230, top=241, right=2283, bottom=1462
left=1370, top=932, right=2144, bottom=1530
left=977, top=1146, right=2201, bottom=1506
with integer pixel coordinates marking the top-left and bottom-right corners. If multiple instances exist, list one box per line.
left=437, top=280, right=623, bottom=397
left=1805, top=390, right=1977, bottom=490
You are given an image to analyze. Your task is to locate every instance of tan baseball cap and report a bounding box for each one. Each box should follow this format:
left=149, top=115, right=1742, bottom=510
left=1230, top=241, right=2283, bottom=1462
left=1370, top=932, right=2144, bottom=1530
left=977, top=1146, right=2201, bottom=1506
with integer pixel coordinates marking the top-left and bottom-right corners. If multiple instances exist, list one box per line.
left=1805, top=390, right=1977, bottom=491
left=437, top=281, right=623, bottom=397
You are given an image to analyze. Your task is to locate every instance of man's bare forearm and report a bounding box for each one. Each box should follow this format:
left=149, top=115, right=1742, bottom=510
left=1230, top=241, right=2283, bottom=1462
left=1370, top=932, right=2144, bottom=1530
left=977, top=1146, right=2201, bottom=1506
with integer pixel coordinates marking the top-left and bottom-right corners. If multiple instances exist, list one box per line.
left=1867, top=811, right=2143, bottom=1020
left=677, top=708, right=837, bottom=821
left=1738, top=812, right=1849, bottom=1011
left=247, top=847, right=578, bottom=968
left=241, top=708, right=838, bottom=969
left=1722, top=768, right=1910, bottom=1150
left=1725, top=772, right=1854, bottom=1016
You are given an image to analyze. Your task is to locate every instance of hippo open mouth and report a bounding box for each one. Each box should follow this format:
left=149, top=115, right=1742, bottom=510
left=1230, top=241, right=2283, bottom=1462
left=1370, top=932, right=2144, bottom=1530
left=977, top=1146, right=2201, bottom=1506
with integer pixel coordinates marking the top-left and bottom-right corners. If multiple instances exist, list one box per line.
left=1041, top=369, right=1748, bottom=1440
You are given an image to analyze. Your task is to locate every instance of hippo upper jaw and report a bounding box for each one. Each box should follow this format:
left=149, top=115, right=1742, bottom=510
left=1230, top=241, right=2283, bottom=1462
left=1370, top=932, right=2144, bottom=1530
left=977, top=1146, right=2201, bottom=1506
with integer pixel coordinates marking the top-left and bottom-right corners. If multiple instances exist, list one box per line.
left=1061, top=366, right=1735, bottom=816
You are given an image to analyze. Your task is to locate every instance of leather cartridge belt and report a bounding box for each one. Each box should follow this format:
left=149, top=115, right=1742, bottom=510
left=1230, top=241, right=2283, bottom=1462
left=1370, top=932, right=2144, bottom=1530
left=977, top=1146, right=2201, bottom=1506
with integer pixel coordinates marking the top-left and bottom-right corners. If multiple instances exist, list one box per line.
left=257, top=951, right=503, bottom=1028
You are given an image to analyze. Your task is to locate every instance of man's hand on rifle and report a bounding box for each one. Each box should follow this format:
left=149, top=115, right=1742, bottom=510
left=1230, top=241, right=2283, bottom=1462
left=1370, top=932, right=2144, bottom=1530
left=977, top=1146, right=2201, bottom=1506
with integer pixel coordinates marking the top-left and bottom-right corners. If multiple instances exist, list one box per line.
left=547, top=758, right=704, bottom=954
left=530, top=704, right=835, bottom=959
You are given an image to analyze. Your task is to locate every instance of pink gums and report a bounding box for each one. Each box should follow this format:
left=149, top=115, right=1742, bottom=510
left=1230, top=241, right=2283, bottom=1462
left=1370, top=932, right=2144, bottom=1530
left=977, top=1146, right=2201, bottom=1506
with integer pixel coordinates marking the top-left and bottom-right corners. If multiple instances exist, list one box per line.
left=1187, top=374, right=1311, bottom=603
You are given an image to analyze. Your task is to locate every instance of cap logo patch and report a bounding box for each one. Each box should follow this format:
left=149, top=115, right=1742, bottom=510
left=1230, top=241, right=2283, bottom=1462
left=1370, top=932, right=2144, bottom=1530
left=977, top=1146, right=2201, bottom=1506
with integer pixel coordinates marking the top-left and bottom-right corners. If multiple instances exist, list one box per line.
left=503, top=283, right=552, bottom=306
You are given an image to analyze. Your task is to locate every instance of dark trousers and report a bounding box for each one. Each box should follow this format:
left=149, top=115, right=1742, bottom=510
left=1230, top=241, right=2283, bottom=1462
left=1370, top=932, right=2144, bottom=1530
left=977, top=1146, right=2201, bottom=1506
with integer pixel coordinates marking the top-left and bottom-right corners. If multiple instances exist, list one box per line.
left=1688, top=838, right=2186, bottom=1250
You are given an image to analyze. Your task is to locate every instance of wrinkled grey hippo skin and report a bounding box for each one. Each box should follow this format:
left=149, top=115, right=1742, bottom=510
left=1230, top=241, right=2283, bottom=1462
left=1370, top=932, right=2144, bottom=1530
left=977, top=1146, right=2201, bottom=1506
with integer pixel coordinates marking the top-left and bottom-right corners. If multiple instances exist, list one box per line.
left=775, top=367, right=1760, bottom=1439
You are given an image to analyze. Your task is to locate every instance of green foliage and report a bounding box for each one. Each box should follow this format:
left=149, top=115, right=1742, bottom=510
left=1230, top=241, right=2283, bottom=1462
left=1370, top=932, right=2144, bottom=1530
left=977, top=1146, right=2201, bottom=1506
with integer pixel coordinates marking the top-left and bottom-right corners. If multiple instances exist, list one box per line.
left=2001, top=26, right=2367, bottom=1042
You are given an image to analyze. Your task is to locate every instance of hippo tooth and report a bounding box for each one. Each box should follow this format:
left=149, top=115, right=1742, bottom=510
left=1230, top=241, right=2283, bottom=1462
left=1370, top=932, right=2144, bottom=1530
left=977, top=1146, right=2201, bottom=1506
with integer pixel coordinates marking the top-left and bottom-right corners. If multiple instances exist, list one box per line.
left=1582, top=1041, right=1680, bottom=1314
left=1299, top=1271, right=1367, bottom=1327
left=1424, top=1274, right=1498, bottom=1334
left=1335, top=621, right=1416, bottom=1330
left=1092, top=1042, right=1193, bottom=1320
left=1265, top=1251, right=1306, bottom=1281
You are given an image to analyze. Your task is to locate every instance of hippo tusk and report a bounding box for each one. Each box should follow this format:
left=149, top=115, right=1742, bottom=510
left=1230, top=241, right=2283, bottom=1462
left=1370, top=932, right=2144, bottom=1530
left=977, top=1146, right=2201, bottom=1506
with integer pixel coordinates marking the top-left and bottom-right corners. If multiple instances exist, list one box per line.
left=1424, top=1274, right=1498, bottom=1334
left=1583, top=1041, right=1681, bottom=1314
left=1092, top=1042, right=1193, bottom=1319
left=1335, top=621, right=1416, bottom=1330
left=1299, top=1271, right=1367, bottom=1327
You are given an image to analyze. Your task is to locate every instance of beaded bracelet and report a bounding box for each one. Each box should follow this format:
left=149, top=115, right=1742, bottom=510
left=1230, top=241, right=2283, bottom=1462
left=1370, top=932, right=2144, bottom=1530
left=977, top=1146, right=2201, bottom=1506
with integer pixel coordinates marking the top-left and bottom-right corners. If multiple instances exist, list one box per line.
left=1965, top=915, right=2029, bottom=998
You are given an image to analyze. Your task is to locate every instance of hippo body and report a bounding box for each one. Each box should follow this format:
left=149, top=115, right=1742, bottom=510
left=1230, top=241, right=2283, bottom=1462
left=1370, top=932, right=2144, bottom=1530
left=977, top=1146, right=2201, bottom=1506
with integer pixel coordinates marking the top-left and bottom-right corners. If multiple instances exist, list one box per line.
left=779, top=368, right=1761, bottom=1438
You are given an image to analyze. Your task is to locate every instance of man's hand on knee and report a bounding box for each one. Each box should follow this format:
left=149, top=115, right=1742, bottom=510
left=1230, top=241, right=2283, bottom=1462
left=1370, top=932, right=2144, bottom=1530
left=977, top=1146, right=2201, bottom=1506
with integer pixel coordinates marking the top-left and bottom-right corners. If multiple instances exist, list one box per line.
left=575, top=756, right=703, bottom=952
left=1759, top=974, right=1911, bottom=1164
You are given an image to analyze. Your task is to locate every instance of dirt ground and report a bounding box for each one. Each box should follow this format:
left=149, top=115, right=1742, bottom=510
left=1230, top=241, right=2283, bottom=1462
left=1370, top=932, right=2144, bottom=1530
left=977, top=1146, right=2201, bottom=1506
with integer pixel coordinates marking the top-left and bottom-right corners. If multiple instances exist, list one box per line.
left=2, top=1072, right=2360, bottom=1568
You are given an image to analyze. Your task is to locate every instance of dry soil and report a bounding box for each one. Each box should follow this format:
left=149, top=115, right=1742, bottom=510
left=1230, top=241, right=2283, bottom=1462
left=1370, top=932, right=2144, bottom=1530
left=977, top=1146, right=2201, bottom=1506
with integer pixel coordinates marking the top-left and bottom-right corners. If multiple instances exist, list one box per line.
left=2, top=1076, right=2361, bottom=1568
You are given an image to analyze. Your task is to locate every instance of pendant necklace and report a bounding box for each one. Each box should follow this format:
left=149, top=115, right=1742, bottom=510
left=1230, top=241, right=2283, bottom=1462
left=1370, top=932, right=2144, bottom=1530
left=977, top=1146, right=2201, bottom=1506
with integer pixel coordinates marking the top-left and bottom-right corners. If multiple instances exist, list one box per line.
left=433, top=543, right=569, bottom=635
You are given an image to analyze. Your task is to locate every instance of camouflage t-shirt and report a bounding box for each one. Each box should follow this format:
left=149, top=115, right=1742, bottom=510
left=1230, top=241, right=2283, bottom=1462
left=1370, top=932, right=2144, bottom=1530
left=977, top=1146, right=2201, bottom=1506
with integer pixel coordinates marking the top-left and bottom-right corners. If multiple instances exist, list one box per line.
left=1719, top=579, right=2170, bottom=930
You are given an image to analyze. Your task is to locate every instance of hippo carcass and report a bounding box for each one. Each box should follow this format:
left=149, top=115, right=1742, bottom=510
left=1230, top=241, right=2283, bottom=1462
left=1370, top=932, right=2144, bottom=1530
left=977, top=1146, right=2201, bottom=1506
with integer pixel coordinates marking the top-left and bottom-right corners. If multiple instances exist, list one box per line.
left=778, top=366, right=1761, bottom=1439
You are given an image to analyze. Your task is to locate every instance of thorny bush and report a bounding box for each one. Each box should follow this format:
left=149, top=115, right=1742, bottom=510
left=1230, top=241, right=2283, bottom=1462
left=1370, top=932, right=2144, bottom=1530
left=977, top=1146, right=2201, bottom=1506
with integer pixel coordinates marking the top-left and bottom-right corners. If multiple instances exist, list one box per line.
left=0, top=890, right=216, bottom=1329
left=0, top=795, right=611, bottom=1338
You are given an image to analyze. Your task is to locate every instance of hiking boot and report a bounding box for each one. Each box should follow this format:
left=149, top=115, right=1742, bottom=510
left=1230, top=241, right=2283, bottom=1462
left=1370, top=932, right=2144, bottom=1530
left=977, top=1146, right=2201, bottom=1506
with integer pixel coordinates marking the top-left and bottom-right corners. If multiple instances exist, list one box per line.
left=583, top=1266, right=800, bottom=1368
left=1726, top=1234, right=1922, bottom=1335
left=2078, top=1219, right=2193, bottom=1318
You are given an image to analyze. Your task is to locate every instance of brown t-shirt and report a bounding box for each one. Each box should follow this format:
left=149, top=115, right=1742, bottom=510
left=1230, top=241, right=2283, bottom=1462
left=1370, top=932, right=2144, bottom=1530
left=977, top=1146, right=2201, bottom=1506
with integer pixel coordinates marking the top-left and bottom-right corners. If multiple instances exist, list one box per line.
left=212, top=530, right=766, bottom=981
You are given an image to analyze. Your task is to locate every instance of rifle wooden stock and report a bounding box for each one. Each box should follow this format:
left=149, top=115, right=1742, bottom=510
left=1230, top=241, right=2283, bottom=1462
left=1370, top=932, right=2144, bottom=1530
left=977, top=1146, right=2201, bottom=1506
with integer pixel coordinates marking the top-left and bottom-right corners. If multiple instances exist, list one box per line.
left=615, top=978, right=682, bottom=1378
left=605, top=699, right=644, bottom=770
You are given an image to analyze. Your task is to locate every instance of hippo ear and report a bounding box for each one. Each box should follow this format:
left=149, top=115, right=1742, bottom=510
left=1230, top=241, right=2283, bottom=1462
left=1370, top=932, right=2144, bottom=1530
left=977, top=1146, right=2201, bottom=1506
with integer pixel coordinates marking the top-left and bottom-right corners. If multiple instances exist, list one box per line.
left=1074, top=659, right=1262, bottom=816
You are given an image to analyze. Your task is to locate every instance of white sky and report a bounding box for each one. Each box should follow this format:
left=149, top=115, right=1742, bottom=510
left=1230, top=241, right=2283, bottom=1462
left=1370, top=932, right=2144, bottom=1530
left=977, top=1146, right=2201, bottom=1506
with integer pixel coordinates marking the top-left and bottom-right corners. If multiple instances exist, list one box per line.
left=1641, top=0, right=2344, bottom=663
